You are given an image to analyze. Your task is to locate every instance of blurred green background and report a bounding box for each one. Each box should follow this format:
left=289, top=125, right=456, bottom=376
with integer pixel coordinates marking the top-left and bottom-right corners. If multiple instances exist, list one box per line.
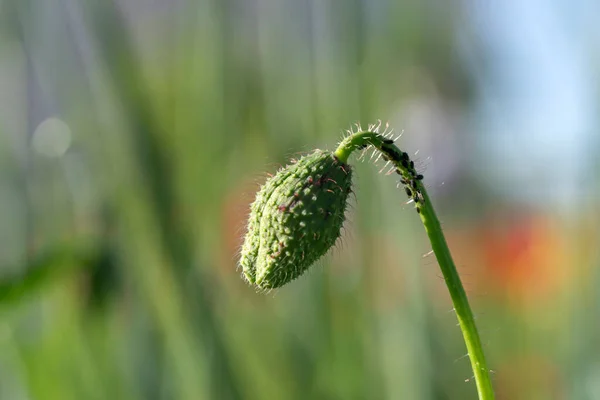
left=1, top=0, right=599, bottom=399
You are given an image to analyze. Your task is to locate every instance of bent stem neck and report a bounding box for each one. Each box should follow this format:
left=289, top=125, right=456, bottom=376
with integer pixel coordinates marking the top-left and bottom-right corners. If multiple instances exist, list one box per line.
left=334, top=129, right=495, bottom=400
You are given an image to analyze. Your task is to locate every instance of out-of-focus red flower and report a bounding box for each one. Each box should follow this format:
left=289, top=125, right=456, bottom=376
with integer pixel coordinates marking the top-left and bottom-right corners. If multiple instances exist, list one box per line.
left=442, top=207, right=571, bottom=306
left=478, top=209, right=569, bottom=303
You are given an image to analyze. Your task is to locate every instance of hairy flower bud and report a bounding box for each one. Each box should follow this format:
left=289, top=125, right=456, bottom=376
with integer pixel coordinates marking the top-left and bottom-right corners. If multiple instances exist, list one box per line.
left=240, top=150, right=352, bottom=289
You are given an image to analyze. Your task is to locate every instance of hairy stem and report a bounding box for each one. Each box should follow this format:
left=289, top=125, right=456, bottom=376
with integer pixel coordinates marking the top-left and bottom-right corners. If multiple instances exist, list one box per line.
left=335, top=130, right=495, bottom=400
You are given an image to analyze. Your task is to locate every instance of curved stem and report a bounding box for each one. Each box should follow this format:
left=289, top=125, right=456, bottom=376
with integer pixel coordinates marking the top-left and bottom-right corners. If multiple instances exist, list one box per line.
left=335, top=130, right=495, bottom=400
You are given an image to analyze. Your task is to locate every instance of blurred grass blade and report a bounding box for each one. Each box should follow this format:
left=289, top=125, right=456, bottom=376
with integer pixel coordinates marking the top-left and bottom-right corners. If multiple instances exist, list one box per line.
left=0, top=247, right=88, bottom=306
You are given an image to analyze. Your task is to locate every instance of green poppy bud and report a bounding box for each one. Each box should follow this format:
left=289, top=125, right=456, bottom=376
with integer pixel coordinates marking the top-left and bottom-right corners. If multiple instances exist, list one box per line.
left=240, top=149, right=352, bottom=289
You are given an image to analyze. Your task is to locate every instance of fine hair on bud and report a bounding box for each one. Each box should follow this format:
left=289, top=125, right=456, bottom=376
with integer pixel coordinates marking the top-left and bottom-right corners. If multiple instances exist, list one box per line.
left=239, top=150, right=352, bottom=289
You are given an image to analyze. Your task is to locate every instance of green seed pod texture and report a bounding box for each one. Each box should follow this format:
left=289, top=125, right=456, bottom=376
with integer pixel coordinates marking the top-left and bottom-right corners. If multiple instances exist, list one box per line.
left=240, top=150, right=352, bottom=289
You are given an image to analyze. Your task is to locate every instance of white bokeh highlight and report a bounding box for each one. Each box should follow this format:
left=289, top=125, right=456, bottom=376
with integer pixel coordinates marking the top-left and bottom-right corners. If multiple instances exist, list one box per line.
left=32, top=117, right=72, bottom=158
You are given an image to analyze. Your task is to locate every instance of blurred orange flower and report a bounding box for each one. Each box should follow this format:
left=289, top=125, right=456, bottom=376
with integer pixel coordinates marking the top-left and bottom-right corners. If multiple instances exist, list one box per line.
left=477, top=208, right=570, bottom=304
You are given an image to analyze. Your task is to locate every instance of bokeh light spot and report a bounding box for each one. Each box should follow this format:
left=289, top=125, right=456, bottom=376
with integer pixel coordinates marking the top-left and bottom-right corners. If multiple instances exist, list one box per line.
left=32, top=117, right=72, bottom=158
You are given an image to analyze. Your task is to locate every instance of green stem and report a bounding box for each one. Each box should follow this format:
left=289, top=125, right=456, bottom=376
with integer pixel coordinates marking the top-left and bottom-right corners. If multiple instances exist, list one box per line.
left=335, top=129, right=495, bottom=400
